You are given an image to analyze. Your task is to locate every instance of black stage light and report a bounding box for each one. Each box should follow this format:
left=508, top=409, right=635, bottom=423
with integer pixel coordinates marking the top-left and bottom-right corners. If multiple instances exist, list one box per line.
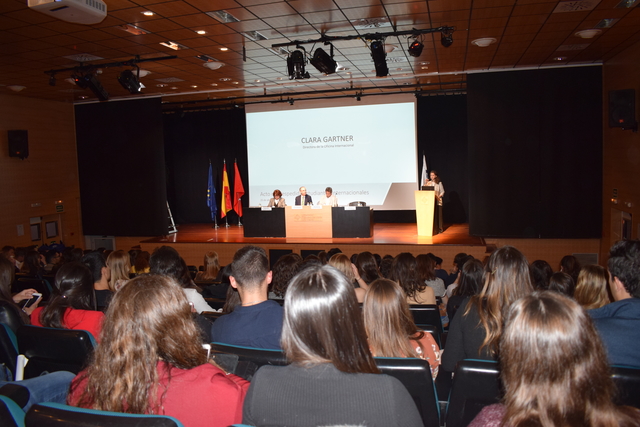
left=73, top=72, right=109, bottom=101
left=441, top=30, right=454, bottom=48
left=118, top=69, right=143, bottom=94
left=310, top=47, right=337, bottom=74
left=370, top=40, right=389, bottom=77
left=408, top=39, right=424, bottom=57
left=287, top=49, right=310, bottom=80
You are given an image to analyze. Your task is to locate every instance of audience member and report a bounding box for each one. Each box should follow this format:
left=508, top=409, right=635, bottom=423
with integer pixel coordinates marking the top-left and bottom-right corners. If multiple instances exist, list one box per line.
left=529, top=259, right=553, bottom=290
left=82, top=251, right=112, bottom=311
left=43, top=250, right=61, bottom=273
left=68, top=274, right=249, bottom=427
left=195, top=251, right=221, bottom=281
left=444, top=255, right=475, bottom=298
left=0, top=256, right=35, bottom=323
left=469, top=291, right=640, bottom=427
left=391, top=252, right=436, bottom=305
left=379, top=257, right=393, bottom=279
left=590, top=240, right=640, bottom=367
left=328, top=253, right=368, bottom=302
left=269, top=253, right=302, bottom=299
left=150, top=246, right=214, bottom=314
left=127, top=248, right=140, bottom=270
left=242, top=265, right=423, bottom=427
left=548, top=271, right=575, bottom=297
left=13, top=247, right=26, bottom=272
left=31, top=262, right=104, bottom=341
left=442, top=246, right=533, bottom=374
left=131, top=251, right=150, bottom=275
left=444, top=252, right=468, bottom=286
left=355, top=251, right=381, bottom=285
left=210, top=246, right=283, bottom=349
left=416, top=254, right=446, bottom=301
left=20, top=250, right=44, bottom=277
left=574, top=264, right=611, bottom=309
left=560, top=254, right=582, bottom=284
left=363, top=278, right=441, bottom=379
left=106, top=250, right=130, bottom=292
left=447, top=258, right=484, bottom=322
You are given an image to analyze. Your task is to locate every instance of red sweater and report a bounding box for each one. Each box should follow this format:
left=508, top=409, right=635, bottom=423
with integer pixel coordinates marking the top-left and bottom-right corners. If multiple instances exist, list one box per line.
left=68, top=362, right=249, bottom=427
left=30, top=307, right=104, bottom=342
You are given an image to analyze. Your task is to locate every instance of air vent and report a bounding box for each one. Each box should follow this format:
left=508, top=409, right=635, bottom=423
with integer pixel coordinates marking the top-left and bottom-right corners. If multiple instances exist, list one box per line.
left=118, top=24, right=149, bottom=35
left=553, top=0, right=600, bottom=13
left=351, top=17, right=392, bottom=29
left=556, top=43, right=591, bottom=51
left=63, top=53, right=103, bottom=62
left=155, top=77, right=184, bottom=83
left=242, top=31, right=268, bottom=41
left=206, top=10, right=240, bottom=23
left=595, top=18, right=620, bottom=28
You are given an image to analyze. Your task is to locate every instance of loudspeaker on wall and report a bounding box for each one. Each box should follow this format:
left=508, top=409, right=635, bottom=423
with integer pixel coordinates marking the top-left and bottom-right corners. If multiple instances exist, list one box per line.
left=8, top=130, right=29, bottom=159
left=609, top=89, right=637, bottom=131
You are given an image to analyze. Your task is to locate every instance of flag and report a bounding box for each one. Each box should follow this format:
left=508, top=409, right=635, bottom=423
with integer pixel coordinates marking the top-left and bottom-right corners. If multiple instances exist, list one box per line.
left=421, top=154, right=428, bottom=186
left=206, top=162, right=217, bottom=221
left=221, top=161, right=233, bottom=218
left=233, top=160, right=245, bottom=217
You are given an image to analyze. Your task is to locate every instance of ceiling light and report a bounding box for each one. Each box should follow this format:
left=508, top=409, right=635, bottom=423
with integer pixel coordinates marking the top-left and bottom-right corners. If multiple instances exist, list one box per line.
left=136, top=69, right=150, bottom=78
left=310, top=46, right=337, bottom=75
left=203, top=61, right=225, bottom=70
left=142, top=11, right=154, bottom=16
left=575, top=29, right=602, bottom=38
left=441, top=29, right=454, bottom=48
left=287, top=48, right=310, bottom=80
left=554, top=56, right=567, bottom=61
left=196, top=30, right=206, bottom=35
left=118, top=69, right=143, bottom=94
left=207, top=10, right=240, bottom=23
left=7, top=85, right=25, bottom=92
left=156, top=84, right=167, bottom=87
left=210, top=83, right=218, bottom=86
left=370, top=40, right=389, bottom=77
left=170, top=87, right=177, bottom=89
left=408, top=39, right=424, bottom=57
left=220, top=47, right=229, bottom=51
left=385, top=44, right=397, bottom=53
left=471, top=37, right=497, bottom=47
left=160, top=41, right=188, bottom=50
left=190, top=85, right=197, bottom=88
left=220, top=78, right=231, bottom=82
left=120, top=24, right=149, bottom=35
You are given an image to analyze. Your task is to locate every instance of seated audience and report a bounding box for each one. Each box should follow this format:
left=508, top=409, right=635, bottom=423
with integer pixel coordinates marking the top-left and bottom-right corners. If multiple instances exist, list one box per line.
left=106, top=250, right=130, bottom=291
left=149, top=246, right=214, bottom=314
left=131, top=251, right=150, bottom=275
left=379, top=255, right=393, bottom=279
left=529, top=259, right=553, bottom=290
left=590, top=239, right=640, bottom=367
left=416, top=254, right=446, bottom=301
left=210, top=246, right=283, bottom=350
left=444, top=252, right=468, bottom=286
left=469, top=291, right=640, bottom=427
left=328, top=253, right=368, bottom=302
left=355, top=251, right=381, bottom=285
left=560, top=254, right=582, bottom=285
left=242, top=265, right=423, bottom=427
left=43, top=250, right=61, bottom=273
left=195, top=251, right=221, bottom=281
left=447, top=258, right=484, bottom=322
left=574, top=264, right=611, bottom=309
left=548, top=271, right=575, bottom=297
left=442, top=246, right=533, bottom=374
left=68, top=274, right=249, bottom=427
left=31, top=262, right=104, bottom=341
left=363, top=278, right=441, bottom=379
left=82, top=251, right=112, bottom=311
left=269, top=253, right=302, bottom=299
left=20, top=250, right=45, bottom=277
left=0, top=256, right=35, bottom=323
left=391, top=252, right=436, bottom=305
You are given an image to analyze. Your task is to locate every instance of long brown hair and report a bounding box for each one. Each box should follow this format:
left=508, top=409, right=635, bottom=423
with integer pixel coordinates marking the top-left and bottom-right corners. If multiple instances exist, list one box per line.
left=40, top=262, right=95, bottom=328
left=0, top=256, right=30, bottom=324
left=574, top=264, right=611, bottom=309
left=416, top=254, right=437, bottom=282
left=355, top=252, right=381, bottom=284
left=200, top=251, right=220, bottom=280
left=328, top=253, right=355, bottom=283
left=363, top=278, right=425, bottom=358
left=467, top=246, right=532, bottom=356
left=71, top=274, right=207, bottom=414
left=106, top=250, right=130, bottom=291
left=501, top=291, right=640, bottom=427
left=282, top=265, right=379, bottom=374
left=390, top=253, right=425, bottom=299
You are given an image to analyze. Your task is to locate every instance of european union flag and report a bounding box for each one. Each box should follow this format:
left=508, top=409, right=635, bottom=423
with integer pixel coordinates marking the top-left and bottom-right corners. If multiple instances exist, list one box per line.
left=207, top=162, right=217, bottom=221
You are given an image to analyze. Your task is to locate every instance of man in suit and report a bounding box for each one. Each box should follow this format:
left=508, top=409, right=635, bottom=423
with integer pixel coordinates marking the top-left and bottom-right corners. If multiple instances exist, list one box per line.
left=295, top=186, right=313, bottom=206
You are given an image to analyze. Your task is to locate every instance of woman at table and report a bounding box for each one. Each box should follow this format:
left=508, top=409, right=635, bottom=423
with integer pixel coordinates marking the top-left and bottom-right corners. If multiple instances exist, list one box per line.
left=267, top=189, right=286, bottom=207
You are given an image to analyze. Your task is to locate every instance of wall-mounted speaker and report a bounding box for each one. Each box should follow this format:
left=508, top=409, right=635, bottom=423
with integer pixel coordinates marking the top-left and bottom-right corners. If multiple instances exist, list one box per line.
left=8, top=130, right=29, bottom=159
left=609, top=89, right=637, bottom=131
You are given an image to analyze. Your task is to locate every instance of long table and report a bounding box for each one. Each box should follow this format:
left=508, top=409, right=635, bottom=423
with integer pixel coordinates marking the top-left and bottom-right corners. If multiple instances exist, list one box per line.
left=243, top=206, right=373, bottom=238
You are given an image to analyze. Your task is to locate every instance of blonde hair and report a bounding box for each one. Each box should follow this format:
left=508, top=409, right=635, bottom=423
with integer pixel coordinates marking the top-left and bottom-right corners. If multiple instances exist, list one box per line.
left=574, top=264, right=611, bottom=310
left=199, top=251, right=220, bottom=280
left=106, top=250, right=130, bottom=291
left=328, top=253, right=355, bottom=282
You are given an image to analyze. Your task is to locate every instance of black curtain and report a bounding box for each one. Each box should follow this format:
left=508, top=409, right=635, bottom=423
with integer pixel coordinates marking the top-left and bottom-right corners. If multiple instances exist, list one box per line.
left=163, top=108, right=248, bottom=224
left=467, top=66, right=602, bottom=238
left=76, top=98, right=167, bottom=236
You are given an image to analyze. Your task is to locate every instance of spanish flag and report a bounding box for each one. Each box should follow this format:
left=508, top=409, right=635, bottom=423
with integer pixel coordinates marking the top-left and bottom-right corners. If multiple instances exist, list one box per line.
left=221, top=161, right=233, bottom=218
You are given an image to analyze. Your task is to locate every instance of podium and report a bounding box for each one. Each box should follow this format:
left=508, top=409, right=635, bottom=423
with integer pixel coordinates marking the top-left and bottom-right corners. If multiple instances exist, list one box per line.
left=285, top=206, right=332, bottom=238
left=415, top=189, right=436, bottom=236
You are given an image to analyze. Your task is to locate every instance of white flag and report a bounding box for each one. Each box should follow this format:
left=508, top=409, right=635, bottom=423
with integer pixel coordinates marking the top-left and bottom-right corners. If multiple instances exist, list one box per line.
left=421, top=154, right=428, bottom=186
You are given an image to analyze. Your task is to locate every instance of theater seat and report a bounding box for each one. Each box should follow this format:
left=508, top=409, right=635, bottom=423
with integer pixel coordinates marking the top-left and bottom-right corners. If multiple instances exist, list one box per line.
left=611, top=365, right=640, bottom=409
left=0, top=324, right=18, bottom=381
left=25, top=402, right=184, bottom=427
left=209, top=342, right=287, bottom=381
left=16, top=326, right=95, bottom=379
left=445, top=359, right=502, bottom=427
left=0, top=302, right=25, bottom=335
left=374, top=357, right=440, bottom=427
left=409, top=305, right=444, bottom=334
left=0, top=395, right=25, bottom=427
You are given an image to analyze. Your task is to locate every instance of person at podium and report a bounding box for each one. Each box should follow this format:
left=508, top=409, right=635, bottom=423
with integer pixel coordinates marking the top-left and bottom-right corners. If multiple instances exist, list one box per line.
left=267, top=189, right=286, bottom=207
left=424, top=170, right=444, bottom=234
left=295, top=186, right=313, bottom=206
left=317, top=187, right=338, bottom=207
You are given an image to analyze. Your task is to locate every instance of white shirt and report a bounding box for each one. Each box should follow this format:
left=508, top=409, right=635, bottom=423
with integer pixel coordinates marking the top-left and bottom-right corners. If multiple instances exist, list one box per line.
left=318, top=195, right=338, bottom=206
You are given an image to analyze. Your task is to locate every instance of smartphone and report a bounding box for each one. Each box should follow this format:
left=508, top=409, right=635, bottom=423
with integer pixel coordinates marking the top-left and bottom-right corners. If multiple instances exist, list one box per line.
left=22, top=293, right=42, bottom=309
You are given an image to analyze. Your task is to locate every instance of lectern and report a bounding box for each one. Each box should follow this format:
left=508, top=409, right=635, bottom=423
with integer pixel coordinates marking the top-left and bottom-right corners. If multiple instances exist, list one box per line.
left=415, top=189, right=436, bottom=236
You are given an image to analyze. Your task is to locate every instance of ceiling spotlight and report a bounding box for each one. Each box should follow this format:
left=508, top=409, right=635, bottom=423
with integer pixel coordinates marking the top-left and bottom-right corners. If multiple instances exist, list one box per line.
left=203, top=61, right=225, bottom=70
left=408, top=39, right=424, bottom=57
left=118, top=69, right=143, bottom=94
left=575, top=29, right=602, bottom=39
left=72, top=71, right=108, bottom=101
left=370, top=40, right=389, bottom=77
left=287, top=47, right=310, bottom=80
left=441, top=29, right=454, bottom=48
left=471, top=37, right=497, bottom=47
left=310, top=45, right=337, bottom=74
